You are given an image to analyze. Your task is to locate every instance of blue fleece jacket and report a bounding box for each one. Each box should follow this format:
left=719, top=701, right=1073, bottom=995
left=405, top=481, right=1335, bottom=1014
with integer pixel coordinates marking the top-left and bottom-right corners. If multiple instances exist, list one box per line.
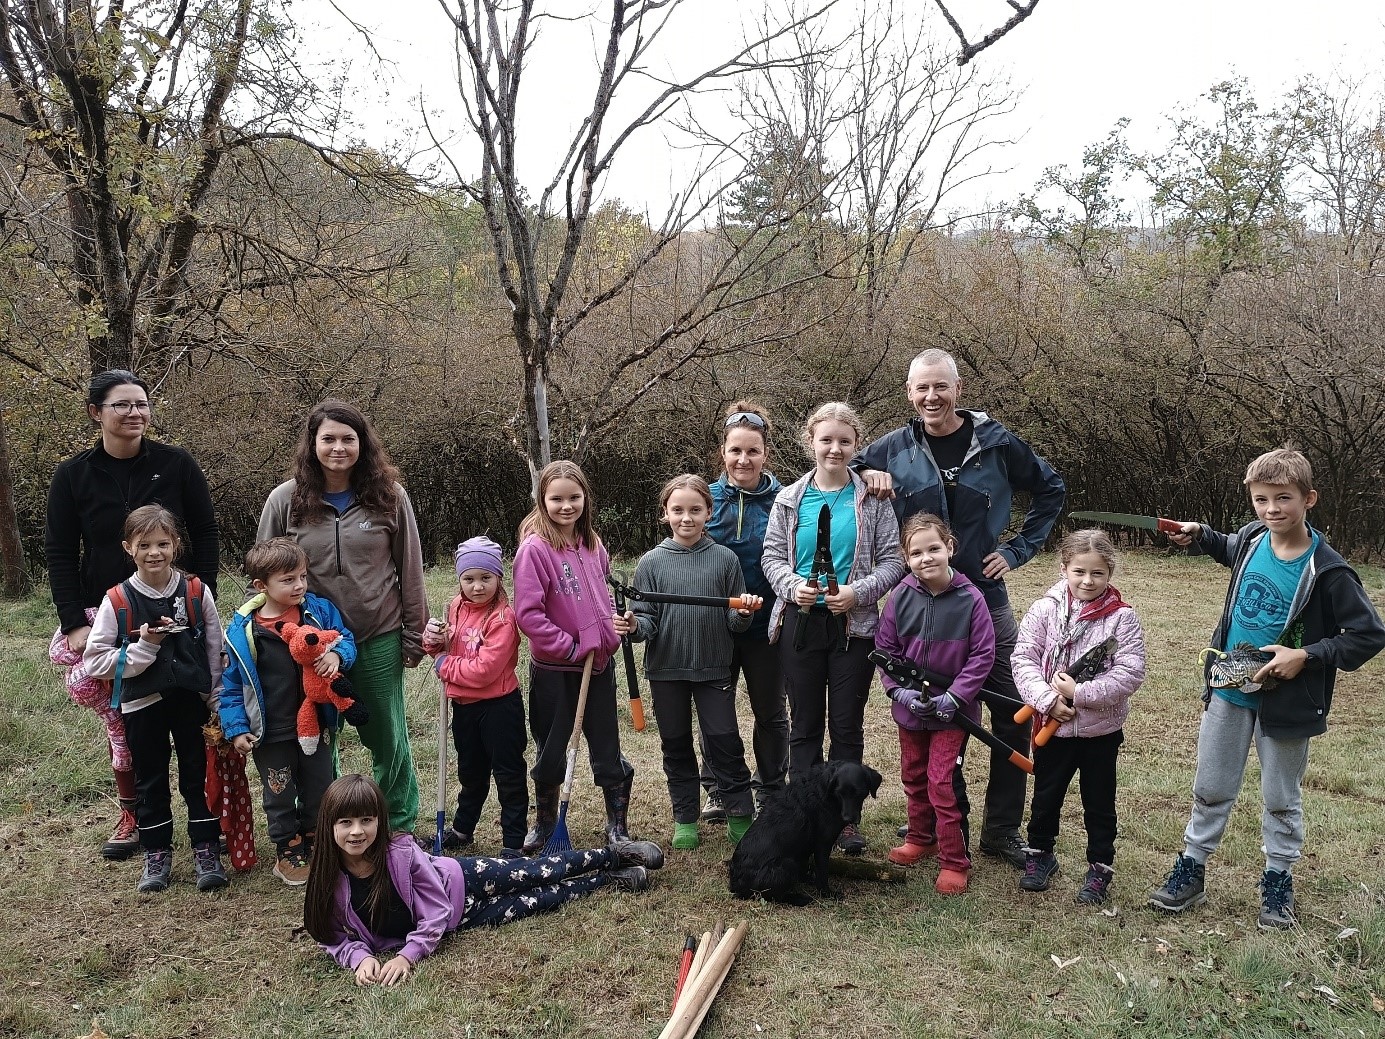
left=220, top=592, right=358, bottom=742
left=708, top=472, right=782, bottom=641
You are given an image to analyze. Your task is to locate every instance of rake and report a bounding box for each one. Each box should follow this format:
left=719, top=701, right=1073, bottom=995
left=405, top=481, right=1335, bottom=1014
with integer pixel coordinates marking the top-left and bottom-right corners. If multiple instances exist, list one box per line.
left=542, top=651, right=595, bottom=855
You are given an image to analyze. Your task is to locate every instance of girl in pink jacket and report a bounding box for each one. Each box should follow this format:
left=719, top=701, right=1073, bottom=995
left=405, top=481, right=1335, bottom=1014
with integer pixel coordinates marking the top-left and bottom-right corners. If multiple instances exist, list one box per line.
left=512, top=461, right=636, bottom=854
left=1013, top=529, right=1146, bottom=905
left=423, top=536, right=528, bottom=855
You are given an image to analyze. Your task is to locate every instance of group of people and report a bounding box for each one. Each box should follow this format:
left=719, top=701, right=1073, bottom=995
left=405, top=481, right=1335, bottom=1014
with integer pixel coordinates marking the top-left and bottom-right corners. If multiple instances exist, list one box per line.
left=44, top=348, right=1385, bottom=985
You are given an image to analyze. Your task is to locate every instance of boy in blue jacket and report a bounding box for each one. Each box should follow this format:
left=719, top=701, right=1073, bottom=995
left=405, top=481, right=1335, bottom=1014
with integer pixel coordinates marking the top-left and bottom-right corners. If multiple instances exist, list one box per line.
left=1149, top=449, right=1385, bottom=929
left=220, top=537, right=357, bottom=885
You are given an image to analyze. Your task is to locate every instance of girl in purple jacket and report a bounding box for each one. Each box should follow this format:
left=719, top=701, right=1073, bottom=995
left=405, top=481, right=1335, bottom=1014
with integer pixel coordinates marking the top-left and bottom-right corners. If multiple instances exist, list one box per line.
left=874, top=513, right=995, bottom=896
left=512, top=461, right=637, bottom=853
left=303, top=775, right=661, bottom=986
left=1013, top=529, right=1146, bottom=905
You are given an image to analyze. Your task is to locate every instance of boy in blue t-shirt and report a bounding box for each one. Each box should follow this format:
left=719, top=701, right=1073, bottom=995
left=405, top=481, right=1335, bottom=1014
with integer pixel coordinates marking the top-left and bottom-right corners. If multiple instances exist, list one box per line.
left=1149, top=449, right=1385, bottom=929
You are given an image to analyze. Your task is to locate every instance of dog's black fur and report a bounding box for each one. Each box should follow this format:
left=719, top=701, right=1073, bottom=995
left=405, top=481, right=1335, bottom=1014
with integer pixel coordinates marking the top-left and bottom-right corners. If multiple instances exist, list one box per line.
left=728, top=760, right=883, bottom=905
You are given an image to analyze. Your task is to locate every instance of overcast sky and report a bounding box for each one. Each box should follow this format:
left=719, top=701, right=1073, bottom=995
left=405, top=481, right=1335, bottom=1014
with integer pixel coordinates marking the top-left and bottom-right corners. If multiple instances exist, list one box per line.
left=309, top=0, right=1385, bottom=217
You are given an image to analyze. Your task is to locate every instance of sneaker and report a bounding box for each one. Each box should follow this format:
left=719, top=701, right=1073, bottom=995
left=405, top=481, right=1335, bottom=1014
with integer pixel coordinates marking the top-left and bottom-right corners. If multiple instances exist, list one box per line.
left=192, top=841, right=229, bottom=892
left=442, top=828, right=472, bottom=851
left=137, top=848, right=173, bottom=893
left=273, top=836, right=310, bottom=887
left=1019, top=849, right=1059, bottom=892
left=610, top=838, right=665, bottom=870
left=1257, top=869, right=1295, bottom=930
left=935, top=867, right=969, bottom=895
left=887, top=841, right=939, bottom=866
left=604, top=865, right=650, bottom=892
left=496, top=847, right=526, bottom=860
left=979, top=832, right=1027, bottom=870
left=700, top=790, right=726, bottom=823
left=836, top=824, right=867, bottom=856
left=1077, top=862, right=1113, bottom=905
left=101, top=808, right=140, bottom=861
left=1148, top=853, right=1206, bottom=913
left=672, top=822, right=700, bottom=851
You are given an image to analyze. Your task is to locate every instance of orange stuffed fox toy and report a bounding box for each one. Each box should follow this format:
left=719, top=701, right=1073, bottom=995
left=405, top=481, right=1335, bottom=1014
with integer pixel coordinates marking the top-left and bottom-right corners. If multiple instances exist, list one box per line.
left=276, top=620, right=369, bottom=755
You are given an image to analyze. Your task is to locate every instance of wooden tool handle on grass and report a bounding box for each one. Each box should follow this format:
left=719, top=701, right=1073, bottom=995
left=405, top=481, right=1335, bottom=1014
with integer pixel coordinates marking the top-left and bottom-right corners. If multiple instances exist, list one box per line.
left=660, top=921, right=748, bottom=1039
left=560, top=653, right=596, bottom=799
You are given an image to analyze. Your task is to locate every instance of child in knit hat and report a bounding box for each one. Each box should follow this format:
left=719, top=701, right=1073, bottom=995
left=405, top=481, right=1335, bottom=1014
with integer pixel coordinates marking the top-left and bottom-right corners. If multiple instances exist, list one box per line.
left=422, top=536, right=529, bottom=855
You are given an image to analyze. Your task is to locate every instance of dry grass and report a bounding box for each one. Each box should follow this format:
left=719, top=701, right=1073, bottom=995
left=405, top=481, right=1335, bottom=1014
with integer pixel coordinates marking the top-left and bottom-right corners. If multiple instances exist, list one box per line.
left=3, top=551, right=1385, bottom=1039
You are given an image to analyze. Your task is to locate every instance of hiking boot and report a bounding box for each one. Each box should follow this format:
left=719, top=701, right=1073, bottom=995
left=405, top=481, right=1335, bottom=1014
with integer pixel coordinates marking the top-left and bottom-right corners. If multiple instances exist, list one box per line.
left=137, top=848, right=173, bottom=893
left=610, top=838, right=665, bottom=870
left=1148, top=853, right=1206, bottom=913
left=496, top=847, right=526, bottom=860
left=602, top=773, right=635, bottom=844
left=193, top=841, right=229, bottom=892
left=101, top=805, right=140, bottom=861
left=273, top=836, right=310, bottom=887
left=888, top=840, right=939, bottom=867
left=1257, top=869, right=1295, bottom=930
left=1077, top=862, right=1113, bottom=905
left=836, top=823, right=866, bottom=856
left=1020, top=849, right=1059, bottom=892
left=442, top=828, right=472, bottom=851
left=605, top=865, right=650, bottom=893
left=700, top=790, right=727, bottom=823
left=979, top=832, right=1027, bottom=870
left=523, top=785, right=560, bottom=855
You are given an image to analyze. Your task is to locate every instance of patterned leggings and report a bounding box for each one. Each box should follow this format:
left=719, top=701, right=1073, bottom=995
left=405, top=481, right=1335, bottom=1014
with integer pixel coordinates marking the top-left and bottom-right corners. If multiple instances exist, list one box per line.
left=458, top=847, right=619, bottom=928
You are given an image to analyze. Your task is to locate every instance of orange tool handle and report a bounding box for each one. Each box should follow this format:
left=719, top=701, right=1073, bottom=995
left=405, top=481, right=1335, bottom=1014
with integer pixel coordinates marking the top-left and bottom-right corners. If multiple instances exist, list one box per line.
left=1007, top=749, right=1035, bottom=775
left=1156, top=517, right=1183, bottom=534
left=1014, top=704, right=1036, bottom=724
left=629, top=695, right=646, bottom=731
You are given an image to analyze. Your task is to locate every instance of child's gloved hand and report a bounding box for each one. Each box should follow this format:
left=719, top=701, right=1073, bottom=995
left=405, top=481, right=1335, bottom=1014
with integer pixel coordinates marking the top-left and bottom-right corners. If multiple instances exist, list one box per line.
left=919, top=692, right=960, bottom=722
left=895, top=688, right=928, bottom=717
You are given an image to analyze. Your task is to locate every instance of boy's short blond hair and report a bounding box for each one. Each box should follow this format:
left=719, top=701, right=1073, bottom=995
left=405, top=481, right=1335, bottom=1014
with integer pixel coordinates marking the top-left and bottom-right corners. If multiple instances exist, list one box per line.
left=1244, top=448, right=1314, bottom=496
left=245, top=536, right=309, bottom=583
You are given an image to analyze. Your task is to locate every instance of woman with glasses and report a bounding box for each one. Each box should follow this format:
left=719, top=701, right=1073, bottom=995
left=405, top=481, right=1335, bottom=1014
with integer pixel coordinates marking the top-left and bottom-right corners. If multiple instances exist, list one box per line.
left=697, top=401, right=789, bottom=823
left=45, top=368, right=219, bottom=861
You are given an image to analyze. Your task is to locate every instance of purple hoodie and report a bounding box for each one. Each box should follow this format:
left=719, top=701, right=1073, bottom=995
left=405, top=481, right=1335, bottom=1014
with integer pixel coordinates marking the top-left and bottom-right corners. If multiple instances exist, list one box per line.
left=319, top=836, right=465, bottom=970
left=512, top=534, right=621, bottom=673
left=874, top=571, right=996, bottom=731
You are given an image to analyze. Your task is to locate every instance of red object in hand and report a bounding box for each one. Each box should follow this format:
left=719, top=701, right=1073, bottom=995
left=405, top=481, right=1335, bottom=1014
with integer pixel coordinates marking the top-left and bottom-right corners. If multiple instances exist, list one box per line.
left=671, top=934, right=697, bottom=1010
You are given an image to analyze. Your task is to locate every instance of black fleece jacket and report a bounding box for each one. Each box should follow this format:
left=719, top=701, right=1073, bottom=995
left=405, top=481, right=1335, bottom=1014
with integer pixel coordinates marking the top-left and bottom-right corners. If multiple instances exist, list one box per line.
left=46, top=438, right=219, bottom=633
left=1194, top=521, right=1385, bottom=738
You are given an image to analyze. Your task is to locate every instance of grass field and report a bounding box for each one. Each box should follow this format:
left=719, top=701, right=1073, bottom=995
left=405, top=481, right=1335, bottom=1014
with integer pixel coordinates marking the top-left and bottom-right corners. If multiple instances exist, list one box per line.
left=3, top=550, right=1385, bottom=1039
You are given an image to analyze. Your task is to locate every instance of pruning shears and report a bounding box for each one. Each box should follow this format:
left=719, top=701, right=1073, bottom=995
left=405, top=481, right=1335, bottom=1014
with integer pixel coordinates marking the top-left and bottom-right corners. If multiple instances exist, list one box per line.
left=798, top=504, right=846, bottom=651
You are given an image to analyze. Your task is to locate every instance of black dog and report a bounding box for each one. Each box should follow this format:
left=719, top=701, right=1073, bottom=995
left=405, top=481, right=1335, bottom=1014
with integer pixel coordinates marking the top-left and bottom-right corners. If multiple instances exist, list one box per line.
left=728, top=760, right=883, bottom=905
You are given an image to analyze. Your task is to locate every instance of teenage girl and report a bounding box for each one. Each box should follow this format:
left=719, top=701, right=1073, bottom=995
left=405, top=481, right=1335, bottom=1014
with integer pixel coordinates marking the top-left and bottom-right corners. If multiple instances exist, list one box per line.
left=83, top=505, right=228, bottom=893
left=512, top=461, right=637, bottom=852
left=874, top=513, right=996, bottom=895
left=303, top=775, right=662, bottom=986
left=422, top=536, right=529, bottom=855
left=1013, top=528, right=1146, bottom=904
left=700, top=400, right=788, bottom=822
left=761, top=402, right=906, bottom=854
left=624, top=474, right=762, bottom=850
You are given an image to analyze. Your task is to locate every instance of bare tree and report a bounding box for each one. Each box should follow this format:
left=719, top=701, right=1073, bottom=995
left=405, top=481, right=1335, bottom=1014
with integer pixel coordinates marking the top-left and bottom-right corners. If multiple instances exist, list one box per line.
left=931, top=0, right=1040, bottom=65
left=433, top=0, right=838, bottom=480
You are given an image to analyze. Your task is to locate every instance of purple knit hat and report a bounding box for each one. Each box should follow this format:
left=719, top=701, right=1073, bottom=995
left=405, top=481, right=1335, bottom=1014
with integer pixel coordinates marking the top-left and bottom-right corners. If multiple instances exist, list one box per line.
left=455, top=535, right=504, bottom=577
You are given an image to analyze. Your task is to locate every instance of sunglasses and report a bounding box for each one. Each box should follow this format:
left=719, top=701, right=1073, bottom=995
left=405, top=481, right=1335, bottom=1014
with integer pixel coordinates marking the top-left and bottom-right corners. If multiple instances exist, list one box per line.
left=724, top=411, right=767, bottom=430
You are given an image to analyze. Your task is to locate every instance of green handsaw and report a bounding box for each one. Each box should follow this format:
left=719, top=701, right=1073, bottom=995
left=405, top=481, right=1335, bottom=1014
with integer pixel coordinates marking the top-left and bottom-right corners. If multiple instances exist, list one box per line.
left=1068, top=511, right=1183, bottom=534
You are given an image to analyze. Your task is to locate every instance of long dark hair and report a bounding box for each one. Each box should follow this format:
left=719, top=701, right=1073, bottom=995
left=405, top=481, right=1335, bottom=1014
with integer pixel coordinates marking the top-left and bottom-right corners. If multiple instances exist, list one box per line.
left=303, top=774, right=393, bottom=944
left=289, top=400, right=401, bottom=525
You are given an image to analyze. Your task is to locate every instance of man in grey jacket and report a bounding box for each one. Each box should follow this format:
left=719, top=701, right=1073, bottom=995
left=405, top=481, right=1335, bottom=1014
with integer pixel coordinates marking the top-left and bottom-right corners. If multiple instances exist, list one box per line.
left=856, top=348, right=1066, bottom=868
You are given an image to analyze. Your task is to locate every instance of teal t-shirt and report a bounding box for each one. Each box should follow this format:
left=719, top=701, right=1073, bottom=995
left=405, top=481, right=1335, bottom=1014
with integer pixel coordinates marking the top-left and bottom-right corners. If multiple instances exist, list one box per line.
left=794, top=483, right=856, bottom=605
left=1216, top=530, right=1317, bottom=709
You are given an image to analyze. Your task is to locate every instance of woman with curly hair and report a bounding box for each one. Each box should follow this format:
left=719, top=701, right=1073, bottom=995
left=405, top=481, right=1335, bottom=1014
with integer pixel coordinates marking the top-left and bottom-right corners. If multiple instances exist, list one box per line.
left=258, top=400, right=426, bottom=835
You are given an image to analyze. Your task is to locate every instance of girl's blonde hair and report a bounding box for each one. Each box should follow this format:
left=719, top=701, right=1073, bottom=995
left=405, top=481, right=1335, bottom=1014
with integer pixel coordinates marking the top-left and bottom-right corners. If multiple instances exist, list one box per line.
left=660, top=473, right=713, bottom=513
left=517, top=460, right=600, bottom=550
left=303, top=774, right=392, bottom=943
left=1061, top=528, right=1118, bottom=571
left=123, top=505, right=183, bottom=552
left=800, top=402, right=863, bottom=460
left=901, top=512, right=956, bottom=551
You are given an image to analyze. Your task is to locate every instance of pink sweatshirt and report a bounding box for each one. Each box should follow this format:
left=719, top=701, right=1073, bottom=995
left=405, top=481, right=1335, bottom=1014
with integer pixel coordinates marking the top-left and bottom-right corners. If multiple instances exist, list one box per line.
left=432, top=591, right=521, bottom=704
left=511, top=534, right=620, bottom=673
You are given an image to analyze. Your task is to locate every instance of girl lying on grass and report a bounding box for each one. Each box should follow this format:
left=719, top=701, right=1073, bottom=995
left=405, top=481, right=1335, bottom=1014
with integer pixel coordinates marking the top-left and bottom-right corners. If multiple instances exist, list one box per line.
left=303, top=774, right=664, bottom=986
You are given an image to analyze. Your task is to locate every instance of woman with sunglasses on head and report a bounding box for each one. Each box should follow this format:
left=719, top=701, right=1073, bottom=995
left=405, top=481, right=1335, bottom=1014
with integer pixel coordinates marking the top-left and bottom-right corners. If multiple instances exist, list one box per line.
left=697, top=402, right=789, bottom=823
left=46, top=369, right=220, bottom=862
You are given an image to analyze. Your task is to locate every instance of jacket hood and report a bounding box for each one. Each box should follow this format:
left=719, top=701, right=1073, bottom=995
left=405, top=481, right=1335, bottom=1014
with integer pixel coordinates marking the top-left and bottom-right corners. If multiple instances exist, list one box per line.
left=657, top=534, right=718, bottom=554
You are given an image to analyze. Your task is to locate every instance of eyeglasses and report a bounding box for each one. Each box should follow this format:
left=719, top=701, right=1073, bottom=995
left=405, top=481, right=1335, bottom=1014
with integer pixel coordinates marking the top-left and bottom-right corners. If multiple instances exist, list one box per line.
left=101, top=400, right=152, bottom=414
left=724, top=411, right=767, bottom=430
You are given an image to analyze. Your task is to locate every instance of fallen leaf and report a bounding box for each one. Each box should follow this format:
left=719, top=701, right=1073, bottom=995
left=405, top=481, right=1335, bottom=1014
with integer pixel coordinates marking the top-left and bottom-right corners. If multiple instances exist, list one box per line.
left=831, top=982, right=857, bottom=990
left=78, top=1021, right=110, bottom=1039
left=1371, top=993, right=1384, bottom=1013
left=1337, top=927, right=1359, bottom=940
left=1101, top=907, right=1118, bottom=917
left=1050, top=954, right=1082, bottom=970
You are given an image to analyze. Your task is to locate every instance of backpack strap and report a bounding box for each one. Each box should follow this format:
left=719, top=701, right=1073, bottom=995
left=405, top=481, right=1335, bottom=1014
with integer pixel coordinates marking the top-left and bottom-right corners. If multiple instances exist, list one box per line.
left=185, top=574, right=205, bottom=633
left=108, top=581, right=135, bottom=709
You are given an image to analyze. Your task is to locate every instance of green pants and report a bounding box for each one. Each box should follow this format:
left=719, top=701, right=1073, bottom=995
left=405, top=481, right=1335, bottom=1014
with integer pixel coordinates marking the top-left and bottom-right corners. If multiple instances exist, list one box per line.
left=347, top=630, right=421, bottom=833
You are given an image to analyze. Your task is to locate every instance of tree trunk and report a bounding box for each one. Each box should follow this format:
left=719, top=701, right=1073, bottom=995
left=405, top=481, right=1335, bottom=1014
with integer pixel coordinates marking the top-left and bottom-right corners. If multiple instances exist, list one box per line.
left=0, top=406, right=30, bottom=598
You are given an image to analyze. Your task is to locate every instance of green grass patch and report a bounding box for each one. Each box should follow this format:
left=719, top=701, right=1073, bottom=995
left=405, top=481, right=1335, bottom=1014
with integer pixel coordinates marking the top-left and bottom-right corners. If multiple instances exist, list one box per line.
left=3, top=552, right=1385, bottom=1037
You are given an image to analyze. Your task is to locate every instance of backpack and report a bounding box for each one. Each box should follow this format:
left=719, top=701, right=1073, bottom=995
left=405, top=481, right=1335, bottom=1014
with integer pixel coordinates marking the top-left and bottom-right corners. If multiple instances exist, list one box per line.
left=107, top=574, right=205, bottom=708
